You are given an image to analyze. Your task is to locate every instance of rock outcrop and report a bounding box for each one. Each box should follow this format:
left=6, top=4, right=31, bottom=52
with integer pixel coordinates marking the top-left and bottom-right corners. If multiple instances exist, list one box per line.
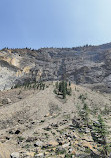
left=0, top=43, right=111, bottom=92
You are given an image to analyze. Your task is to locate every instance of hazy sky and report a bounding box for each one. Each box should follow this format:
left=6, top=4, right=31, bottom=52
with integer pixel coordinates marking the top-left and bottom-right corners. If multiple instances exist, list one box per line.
left=0, top=0, right=111, bottom=49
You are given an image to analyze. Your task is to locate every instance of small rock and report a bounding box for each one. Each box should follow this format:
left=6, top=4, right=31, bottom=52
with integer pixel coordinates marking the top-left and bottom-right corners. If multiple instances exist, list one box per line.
left=26, top=137, right=37, bottom=142
left=34, top=153, right=44, bottom=158
left=10, top=152, right=19, bottom=158
left=22, top=152, right=35, bottom=157
left=18, top=119, right=24, bottom=124
left=68, top=137, right=71, bottom=141
left=18, top=96, right=22, bottom=99
left=69, top=148, right=73, bottom=153
left=43, top=126, right=51, bottom=131
left=85, top=128, right=90, bottom=133
left=44, top=113, right=50, bottom=117
left=15, top=130, right=20, bottom=134
left=9, top=129, right=14, bottom=134
left=56, top=147, right=66, bottom=154
left=34, top=141, right=43, bottom=147
left=47, top=140, right=58, bottom=147
left=72, top=117, right=82, bottom=128
left=51, top=123, right=58, bottom=128
left=6, top=136, right=10, bottom=140
left=2, top=98, right=11, bottom=104
left=62, top=142, right=70, bottom=148
left=59, top=142, right=62, bottom=145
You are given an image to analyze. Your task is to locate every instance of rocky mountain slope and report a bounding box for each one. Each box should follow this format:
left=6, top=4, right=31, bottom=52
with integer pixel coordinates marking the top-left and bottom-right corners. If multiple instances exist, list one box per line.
left=0, top=82, right=111, bottom=157
left=0, top=43, right=111, bottom=92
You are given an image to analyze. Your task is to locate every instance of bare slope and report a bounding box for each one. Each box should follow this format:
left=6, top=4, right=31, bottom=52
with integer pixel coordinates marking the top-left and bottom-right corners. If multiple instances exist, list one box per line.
left=0, top=83, right=110, bottom=157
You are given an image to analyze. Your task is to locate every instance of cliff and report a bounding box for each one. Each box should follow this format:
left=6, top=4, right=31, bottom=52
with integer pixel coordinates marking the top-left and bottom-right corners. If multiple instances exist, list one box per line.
left=0, top=43, right=111, bottom=92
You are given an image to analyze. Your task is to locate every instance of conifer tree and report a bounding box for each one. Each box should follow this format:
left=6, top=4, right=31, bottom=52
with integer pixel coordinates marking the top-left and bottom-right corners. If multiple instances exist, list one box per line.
left=62, top=81, right=66, bottom=99
left=92, top=115, right=108, bottom=158
left=55, top=80, right=72, bottom=99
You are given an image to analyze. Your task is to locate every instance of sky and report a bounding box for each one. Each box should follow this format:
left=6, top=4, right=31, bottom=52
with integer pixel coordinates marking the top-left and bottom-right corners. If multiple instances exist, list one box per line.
left=0, top=0, right=111, bottom=49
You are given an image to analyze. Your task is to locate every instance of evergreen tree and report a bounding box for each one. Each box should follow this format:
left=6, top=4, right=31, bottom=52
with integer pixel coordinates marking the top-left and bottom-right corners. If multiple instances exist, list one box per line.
left=55, top=80, right=72, bottom=99
left=79, top=103, right=90, bottom=127
left=92, top=115, right=108, bottom=158
left=62, top=81, right=66, bottom=99
left=69, top=81, right=71, bottom=86
left=59, top=82, right=62, bottom=93
left=82, top=103, right=89, bottom=125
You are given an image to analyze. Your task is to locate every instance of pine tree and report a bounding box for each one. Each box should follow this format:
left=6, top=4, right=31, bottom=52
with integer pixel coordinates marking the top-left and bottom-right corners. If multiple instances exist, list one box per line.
left=69, top=81, right=71, bottom=86
left=62, top=81, right=66, bottom=99
left=92, top=115, right=108, bottom=158
left=55, top=80, right=72, bottom=99
left=59, top=82, right=62, bottom=93
left=83, top=103, right=89, bottom=125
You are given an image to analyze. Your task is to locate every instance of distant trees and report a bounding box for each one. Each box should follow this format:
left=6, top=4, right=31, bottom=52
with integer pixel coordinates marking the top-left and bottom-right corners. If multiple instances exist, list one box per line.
left=14, top=81, right=46, bottom=91
left=54, top=81, right=72, bottom=99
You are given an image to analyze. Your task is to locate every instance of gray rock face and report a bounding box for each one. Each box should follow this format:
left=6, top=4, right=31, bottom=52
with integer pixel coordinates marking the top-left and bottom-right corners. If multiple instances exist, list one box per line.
left=0, top=44, right=111, bottom=92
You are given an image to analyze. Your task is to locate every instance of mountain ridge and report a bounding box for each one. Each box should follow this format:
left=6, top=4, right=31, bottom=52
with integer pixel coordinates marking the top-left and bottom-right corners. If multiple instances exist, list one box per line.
left=0, top=42, right=111, bottom=92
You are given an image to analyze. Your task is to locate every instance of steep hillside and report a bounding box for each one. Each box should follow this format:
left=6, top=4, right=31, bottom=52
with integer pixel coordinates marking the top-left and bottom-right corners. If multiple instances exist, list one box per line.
left=0, top=43, right=111, bottom=92
left=0, top=82, right=110, bottom=157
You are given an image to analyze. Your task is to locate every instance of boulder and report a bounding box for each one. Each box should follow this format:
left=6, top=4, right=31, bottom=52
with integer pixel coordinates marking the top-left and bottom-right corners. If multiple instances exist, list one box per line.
left=2, top=98, right=11, bottom=104
left=10, top=152, right=19, bottom=158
